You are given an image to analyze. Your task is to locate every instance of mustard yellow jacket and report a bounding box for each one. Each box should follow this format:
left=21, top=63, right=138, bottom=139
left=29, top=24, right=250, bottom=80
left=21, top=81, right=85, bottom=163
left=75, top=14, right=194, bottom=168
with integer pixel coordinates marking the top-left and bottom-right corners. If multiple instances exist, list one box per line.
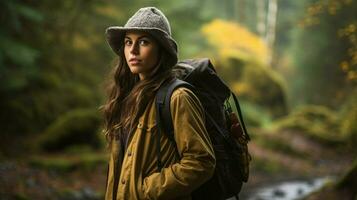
left=105, top=88, right=216, bottom=200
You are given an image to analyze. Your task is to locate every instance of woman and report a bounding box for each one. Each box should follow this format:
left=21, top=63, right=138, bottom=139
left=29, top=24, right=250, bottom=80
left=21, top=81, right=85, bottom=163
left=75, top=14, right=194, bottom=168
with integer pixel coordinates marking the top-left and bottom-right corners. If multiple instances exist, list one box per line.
left=102, top=7, right=216, bottom=200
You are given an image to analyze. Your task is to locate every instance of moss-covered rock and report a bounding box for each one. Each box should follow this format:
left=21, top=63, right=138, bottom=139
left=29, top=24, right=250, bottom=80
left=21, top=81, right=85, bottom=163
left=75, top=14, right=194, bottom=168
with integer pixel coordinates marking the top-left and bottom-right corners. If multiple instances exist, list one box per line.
left=272, top=105, right=342, bottom=145
left=338, top=91, right=357, bottom=152
left=36, top=108, right=103, bottom=152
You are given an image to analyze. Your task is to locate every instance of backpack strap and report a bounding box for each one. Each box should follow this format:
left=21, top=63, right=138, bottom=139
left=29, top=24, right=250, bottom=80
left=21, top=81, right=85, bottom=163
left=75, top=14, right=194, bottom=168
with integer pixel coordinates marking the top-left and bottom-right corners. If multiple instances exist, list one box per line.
left=231, top=92, right=250, bottom=141
left=155, top=78, right=194, bottom=171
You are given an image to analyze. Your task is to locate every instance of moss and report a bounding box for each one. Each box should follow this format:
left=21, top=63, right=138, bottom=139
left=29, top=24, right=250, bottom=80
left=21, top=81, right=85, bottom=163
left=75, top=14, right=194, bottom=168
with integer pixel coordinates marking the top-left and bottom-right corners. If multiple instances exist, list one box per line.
left=0, top=72, right=101, bottom=137
left=75, top=152, right=107, bottom=171
left=28, top=153, right=107, bottom=173
left=36, top=108, right=103, bottom=152
left=239, top=60, right=288, bottom=118
left=339, top=91, right=357, bottom=151
left=29, top=157, right=76, bottom=172
left=272, top=105, right=343, bottom=145
left=252, top=157, right=287, bottom=174
left=64, top=145, right=96, bottom=154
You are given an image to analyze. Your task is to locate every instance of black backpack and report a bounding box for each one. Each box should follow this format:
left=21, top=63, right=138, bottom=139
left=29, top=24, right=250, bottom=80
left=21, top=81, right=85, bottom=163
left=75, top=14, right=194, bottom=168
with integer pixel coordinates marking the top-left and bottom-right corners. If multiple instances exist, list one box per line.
left=155, top=58, right=251, bottom=200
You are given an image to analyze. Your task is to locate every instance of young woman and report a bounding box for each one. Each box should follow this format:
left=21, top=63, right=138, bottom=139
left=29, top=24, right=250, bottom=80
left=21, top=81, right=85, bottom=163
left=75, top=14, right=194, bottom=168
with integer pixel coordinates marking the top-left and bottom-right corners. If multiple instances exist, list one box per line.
left=102, top=7, right=216, bottom=200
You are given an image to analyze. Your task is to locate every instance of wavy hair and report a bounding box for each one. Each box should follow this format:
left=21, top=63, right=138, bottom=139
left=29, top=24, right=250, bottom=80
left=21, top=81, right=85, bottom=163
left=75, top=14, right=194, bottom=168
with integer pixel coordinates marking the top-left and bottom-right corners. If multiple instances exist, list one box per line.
left=101, top=39, right=174, bottom=142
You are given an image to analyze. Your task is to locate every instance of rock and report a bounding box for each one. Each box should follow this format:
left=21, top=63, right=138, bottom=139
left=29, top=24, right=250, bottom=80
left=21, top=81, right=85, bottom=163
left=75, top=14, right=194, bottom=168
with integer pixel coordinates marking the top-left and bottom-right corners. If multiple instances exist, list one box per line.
left=297, top=187, right=304, bottom=195
left=273, top=188, right=285, bottom=197
left=81, top=187, right=99, bottom=199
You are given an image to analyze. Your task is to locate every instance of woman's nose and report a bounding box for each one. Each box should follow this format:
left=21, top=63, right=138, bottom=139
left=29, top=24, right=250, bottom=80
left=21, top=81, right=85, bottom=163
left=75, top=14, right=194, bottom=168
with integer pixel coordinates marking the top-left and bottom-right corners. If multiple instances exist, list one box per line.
left=130, top=42, right=139, bottom=55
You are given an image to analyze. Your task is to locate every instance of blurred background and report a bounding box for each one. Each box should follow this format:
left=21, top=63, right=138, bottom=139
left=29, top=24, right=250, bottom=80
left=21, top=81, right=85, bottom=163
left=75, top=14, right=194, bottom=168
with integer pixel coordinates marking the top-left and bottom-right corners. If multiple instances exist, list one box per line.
left=0, top=0, right=356, bottom=199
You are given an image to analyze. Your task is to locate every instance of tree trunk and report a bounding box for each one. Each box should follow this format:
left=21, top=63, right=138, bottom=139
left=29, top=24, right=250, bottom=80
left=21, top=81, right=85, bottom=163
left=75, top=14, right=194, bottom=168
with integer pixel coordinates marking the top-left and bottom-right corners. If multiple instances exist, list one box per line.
left=266, top=0, right=278, bottom=67
left=236, top=0, right=246, bottom=24
left=256, top=0, right=266, bottom=38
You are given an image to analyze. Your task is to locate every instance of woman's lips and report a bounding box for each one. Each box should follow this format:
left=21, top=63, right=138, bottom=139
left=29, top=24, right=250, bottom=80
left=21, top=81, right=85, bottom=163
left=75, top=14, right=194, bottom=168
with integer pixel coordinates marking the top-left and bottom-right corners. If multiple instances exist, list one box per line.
left=129, top=58, right=141, bottom=65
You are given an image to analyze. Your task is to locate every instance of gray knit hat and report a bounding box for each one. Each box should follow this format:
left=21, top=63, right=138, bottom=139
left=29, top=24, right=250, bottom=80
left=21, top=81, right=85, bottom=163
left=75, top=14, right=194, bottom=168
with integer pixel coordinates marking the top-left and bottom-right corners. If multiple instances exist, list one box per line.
left=106, top=7, right=178, bottom=67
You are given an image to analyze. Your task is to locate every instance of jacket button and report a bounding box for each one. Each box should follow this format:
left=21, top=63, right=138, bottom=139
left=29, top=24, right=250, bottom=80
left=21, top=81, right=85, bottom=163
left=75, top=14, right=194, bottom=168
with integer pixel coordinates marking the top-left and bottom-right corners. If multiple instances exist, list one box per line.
left=128, top=151, right=132, bottom=156
left=121, top=179, right=125, bottom=184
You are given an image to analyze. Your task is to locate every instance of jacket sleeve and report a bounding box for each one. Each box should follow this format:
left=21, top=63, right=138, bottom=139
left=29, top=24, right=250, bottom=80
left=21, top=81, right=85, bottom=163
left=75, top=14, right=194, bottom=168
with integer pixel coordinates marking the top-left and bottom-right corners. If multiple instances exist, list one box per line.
left=142, top=88, right=216, bottom=200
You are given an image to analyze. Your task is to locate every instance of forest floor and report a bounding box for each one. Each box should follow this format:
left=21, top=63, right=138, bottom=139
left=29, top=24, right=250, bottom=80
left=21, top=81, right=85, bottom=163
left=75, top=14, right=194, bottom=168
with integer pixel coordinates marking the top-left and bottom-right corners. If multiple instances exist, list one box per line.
left=0, top=129, right=354, bottom=200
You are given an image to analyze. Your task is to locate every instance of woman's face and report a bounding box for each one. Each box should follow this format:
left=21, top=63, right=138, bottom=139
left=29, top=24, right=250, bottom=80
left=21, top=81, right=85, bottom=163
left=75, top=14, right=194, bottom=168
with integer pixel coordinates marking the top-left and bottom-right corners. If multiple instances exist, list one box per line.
left=124, top=31, right=159, bottom=80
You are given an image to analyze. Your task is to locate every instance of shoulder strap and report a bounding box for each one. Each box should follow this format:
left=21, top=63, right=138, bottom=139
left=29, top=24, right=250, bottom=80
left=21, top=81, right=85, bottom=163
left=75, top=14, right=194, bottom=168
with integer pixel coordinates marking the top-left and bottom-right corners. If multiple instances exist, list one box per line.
left=156, top=78, right=194, bottom=140
left=231, top=92, right=250, bottom=141
left=155, top=78, right=193, bottom=171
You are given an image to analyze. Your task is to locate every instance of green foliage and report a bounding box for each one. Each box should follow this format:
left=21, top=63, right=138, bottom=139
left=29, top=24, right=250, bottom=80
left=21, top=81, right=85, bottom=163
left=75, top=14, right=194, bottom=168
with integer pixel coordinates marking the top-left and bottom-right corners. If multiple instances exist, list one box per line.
left=0, top=0, right=109, bottom=143
left=273, top=105, right=342, bottom=145
left=0, top=81, right=101, bottom=139
left=275, top=1, right=304, bottom=59
left=338, top=91, right=357, bottom=151
left=36, top=109, right=103, bottom=152
left=238, top=101, right=273, bottom=128
left=289, top=0, right=357, bottom=107
left=0, top=0, right=43, bottom=91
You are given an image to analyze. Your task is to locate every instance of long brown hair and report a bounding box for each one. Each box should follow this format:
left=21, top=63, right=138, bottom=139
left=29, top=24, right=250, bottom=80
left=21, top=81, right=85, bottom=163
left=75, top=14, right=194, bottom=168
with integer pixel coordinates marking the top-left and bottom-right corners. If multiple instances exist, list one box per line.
left=101, top=38, right=174, bottom=141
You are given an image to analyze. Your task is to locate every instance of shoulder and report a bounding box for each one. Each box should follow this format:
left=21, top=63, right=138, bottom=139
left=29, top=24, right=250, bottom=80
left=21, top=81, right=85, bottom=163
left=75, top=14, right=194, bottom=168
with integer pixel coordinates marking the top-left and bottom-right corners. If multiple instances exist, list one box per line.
left=170, top=87, right=204, bottom=114
left=171, top=87, right=196, bottom=99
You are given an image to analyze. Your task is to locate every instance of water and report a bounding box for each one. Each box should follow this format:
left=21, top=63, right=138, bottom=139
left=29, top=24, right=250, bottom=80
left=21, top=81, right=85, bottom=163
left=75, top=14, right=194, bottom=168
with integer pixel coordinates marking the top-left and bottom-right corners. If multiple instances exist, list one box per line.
left=241, top=177, right=333, bottom=200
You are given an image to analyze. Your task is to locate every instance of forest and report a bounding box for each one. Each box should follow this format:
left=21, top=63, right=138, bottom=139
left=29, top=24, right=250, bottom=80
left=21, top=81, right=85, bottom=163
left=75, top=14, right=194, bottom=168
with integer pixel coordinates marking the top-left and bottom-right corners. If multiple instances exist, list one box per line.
left=0, top=0, right=356, bottom=199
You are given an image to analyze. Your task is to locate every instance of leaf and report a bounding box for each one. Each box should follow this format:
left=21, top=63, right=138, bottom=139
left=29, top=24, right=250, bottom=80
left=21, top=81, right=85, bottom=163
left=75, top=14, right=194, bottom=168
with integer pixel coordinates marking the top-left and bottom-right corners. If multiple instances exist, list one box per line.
left=13, top=2, right=43, bottom=23
left=0, top=34, right=39, bottom=67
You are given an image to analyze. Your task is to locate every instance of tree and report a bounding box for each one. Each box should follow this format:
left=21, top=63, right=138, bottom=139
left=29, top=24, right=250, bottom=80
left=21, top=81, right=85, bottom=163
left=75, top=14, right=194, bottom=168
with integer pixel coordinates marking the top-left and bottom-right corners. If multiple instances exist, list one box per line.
left=256, top=0, right=266, bottom=38
left=266, top=0, right=278, bottom=66
left=290, top=0, right=357, bottom=107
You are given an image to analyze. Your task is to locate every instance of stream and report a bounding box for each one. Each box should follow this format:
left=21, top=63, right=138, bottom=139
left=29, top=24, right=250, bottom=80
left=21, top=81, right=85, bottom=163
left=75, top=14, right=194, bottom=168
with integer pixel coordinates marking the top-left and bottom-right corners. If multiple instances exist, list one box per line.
left=235, top=176, right=334, bottom=200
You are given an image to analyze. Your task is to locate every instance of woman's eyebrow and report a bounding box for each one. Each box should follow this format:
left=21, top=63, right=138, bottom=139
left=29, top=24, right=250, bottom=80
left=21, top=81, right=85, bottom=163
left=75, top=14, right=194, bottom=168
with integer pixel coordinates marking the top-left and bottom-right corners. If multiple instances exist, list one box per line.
left=124, top=35, right=151, bottom=40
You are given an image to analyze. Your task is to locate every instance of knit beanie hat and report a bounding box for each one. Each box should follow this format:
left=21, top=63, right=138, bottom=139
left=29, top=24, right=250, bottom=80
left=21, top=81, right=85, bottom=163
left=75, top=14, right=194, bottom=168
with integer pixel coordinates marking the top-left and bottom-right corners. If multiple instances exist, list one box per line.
left=105, top=7, right=178, bottom=67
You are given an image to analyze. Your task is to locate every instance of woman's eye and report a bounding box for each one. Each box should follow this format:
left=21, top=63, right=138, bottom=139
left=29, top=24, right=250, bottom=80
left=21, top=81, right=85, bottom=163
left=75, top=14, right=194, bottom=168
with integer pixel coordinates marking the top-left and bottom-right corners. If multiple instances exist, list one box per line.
left=124, top=40, right=132, bottom=46
left=139, top=40, right=149, bottom=46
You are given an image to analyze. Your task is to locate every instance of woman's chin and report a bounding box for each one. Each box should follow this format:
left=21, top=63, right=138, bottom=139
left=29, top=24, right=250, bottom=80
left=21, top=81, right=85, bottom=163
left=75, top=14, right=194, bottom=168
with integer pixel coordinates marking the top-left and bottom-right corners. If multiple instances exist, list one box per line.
left=129, top=68, right=141, bottom=75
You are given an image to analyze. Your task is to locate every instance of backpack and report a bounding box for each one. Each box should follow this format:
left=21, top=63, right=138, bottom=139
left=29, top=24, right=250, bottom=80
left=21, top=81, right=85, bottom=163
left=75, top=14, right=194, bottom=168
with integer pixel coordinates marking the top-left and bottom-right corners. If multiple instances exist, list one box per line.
left=155, top=58, right=251, bottom=200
